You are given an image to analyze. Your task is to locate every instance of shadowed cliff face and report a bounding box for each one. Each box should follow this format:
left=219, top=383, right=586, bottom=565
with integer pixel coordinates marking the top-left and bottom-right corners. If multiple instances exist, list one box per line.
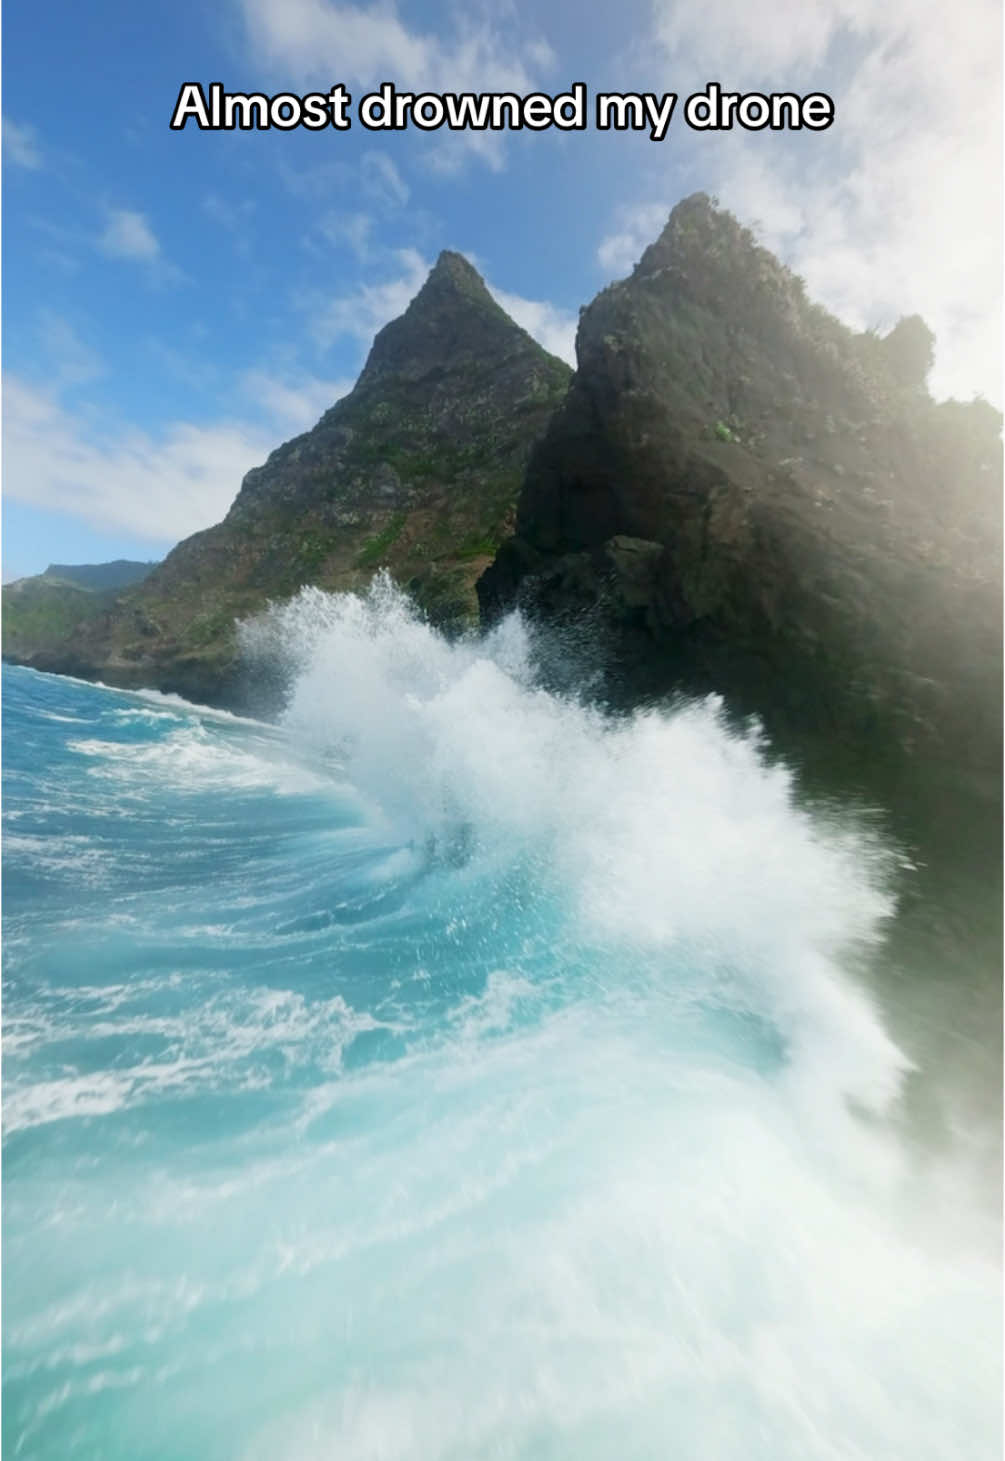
left=13, top=252, right=570, bottom=710
left=479, top=194, right=1002, bottom=785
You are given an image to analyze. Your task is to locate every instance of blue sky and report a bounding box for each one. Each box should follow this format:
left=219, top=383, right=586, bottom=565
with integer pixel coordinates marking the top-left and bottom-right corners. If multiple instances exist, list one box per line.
left=3, top=0, right=1001, bottom=580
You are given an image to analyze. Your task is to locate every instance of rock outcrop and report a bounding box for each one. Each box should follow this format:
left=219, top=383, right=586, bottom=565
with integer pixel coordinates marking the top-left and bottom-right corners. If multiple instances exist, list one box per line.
left=13, top=253, right=570, bottom=708
left=479, top=194, right=1002, bottom=776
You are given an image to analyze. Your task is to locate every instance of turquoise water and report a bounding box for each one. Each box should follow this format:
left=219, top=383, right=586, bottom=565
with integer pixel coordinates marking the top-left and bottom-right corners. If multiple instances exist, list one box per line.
left=3, top=582, right=1000, bottom=1459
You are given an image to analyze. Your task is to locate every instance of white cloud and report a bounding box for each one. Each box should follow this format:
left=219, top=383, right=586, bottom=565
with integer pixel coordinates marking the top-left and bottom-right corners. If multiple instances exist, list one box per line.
left=241, top=370, right=355, bottom=431
left=37, top=312, right=105, bottom=387
left=487, top=285, right=577, bottom=366
left=525, top=37, right=557, bottom=72
left=3, top=376, right=273, bottom=542
left=98, top=208, right=187, bottom=286
left=597, top=203, right=671, bottom=278
left=3, top=117, right=41, bottom=169
left=239, top=0, right=427, bottom=83
left=646, top=0, right=1002, bottom=401
left=236, top=0, right=552, bottom=170
left=361, top=151, right=409, bottom=208
left=652, top=0, right=855, bottom=72
left=317, top=210, right=375, bottom=259
left=309, top=248, right=430, bottom=349
left=99, top=208, right=161, bottom=262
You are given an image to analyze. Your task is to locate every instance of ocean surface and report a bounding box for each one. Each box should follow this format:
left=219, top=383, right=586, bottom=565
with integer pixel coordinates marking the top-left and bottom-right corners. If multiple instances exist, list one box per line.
left=3, top=581, right=1001, bottom=1460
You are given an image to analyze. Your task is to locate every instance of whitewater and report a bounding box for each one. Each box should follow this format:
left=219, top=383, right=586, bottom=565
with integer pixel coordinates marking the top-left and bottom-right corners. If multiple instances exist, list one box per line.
left=2, top=579, right=1000, bottom=1460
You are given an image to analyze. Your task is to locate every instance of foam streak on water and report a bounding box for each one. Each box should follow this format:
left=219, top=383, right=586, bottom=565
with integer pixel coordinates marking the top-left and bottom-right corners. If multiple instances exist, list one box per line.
left=2, top=580, right=1000, bottom=1460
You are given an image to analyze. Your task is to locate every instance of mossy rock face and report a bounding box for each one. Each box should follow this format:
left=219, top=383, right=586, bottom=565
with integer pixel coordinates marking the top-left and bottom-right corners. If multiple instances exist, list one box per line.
left=355, top=512, right=407, bottom=569
left=22, top=253, right=571, bottom=704
left=480, top=192, right=1002, bottom=774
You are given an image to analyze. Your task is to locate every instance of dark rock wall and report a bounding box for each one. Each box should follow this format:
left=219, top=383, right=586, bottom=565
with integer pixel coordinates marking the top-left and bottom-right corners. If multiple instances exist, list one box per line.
left=480, top=194, right=1002, bottom=777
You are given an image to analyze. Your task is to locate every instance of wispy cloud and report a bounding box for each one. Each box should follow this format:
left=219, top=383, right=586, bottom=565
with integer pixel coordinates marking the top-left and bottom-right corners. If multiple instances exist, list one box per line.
left=3, top=117, right=42, bottom=169
left=241, top=370, right=355, bottom=432
left=3, top=376, right=272, bottom=541
left=236, top=0, right=553, bottom=170
left=361, top=151, right=409, bottom=209
left=308, top=248, right=429, bottom=350
left=99, top=208, right=161, bottom=262
left=98, top=207, right=187, bottom=286
left=36, top=312, right=105, bottom=387
left=316, top=210, right=375, bottom=260
left=596, top=203, right=671, bottom=278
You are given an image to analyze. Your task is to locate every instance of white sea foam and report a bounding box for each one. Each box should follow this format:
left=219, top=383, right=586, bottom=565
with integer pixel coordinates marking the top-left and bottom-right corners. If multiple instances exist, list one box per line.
left=68, top=727, right=334, bottom=797
left=251, top=579, right=905, bottom=1119
left=3, top=985, right=394, bottom=1132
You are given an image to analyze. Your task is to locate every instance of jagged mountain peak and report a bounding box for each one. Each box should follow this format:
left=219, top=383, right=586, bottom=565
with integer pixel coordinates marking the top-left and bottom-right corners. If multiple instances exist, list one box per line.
left=641, top=191, right=725, bottom=248
left=356, top=251, right=539, bottom=389
left=630, top=191, right=796, bottom=309
left=429, top=248, right=487, bottom=289
left=480, top=192, right=1002, bottom=778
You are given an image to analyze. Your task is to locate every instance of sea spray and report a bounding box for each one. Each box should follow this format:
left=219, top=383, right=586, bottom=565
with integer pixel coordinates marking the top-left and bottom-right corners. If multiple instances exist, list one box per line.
left=245, top=578, right=906, bottom=1118
left=2, top=592, right=1000, bottom=1460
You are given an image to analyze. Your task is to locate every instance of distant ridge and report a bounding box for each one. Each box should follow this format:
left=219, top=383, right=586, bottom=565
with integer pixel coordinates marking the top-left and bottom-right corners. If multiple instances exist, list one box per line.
left=3, top=560, right=157, bottom=663
left=42, top=561, right=157, bottom=592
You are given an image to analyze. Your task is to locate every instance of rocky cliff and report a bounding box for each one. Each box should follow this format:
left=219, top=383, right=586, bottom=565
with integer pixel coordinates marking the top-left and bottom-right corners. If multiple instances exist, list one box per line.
left=479, top=194, right=1002, bottom=778
left=12, top=253, right=570, bottom=707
